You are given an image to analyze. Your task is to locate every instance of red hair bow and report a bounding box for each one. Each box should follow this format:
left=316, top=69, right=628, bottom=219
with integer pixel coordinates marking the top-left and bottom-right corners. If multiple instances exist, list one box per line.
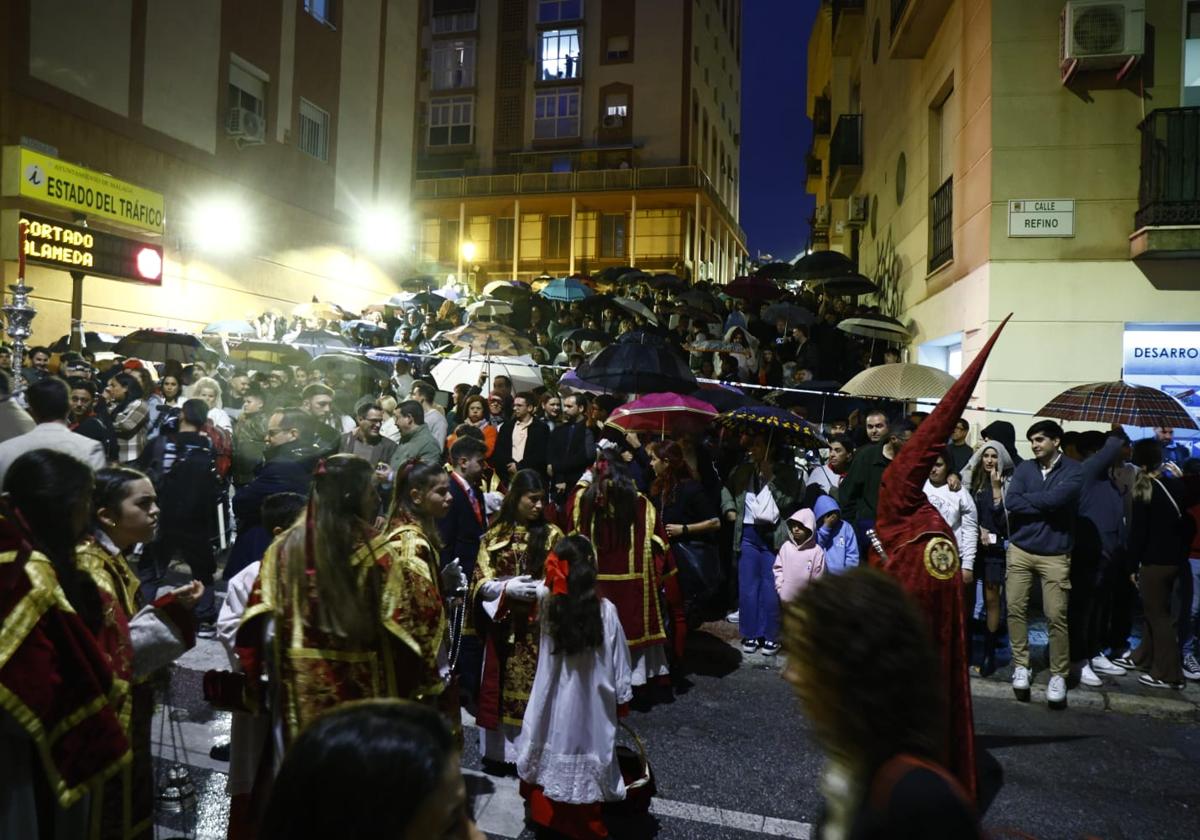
left=543, top=551, right=569, bottom=596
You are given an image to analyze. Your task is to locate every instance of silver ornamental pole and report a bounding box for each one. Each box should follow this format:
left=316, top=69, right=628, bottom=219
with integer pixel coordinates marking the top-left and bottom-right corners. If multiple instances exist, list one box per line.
left=5, top=219, right=37, bottom=394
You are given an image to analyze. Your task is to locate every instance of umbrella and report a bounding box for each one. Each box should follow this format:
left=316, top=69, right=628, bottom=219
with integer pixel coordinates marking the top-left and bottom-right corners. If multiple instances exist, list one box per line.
left=466, top=299, right=515, bottom=318
left=649, top=273, right=688, bottom=292
left=410, top=291, right=448, bottom=309
left=576, top=292, right=615, bottom=311
left=755, top=261, right=798, bottom=281
left=50, top=331, right=120, bottom=353
left=560, top=328, right=611, bottom=347
left=482, top=280, right=532, bottom=302
left=716, top=405, right=826, bottom=447
left=539, top=278, right=594, bottom=302
left=613, top=296, right=658, bottom=325
left=558, top=370, right=609, bottom=394
left=674, top=290, right=716, bottom=311
left=808, top=273, right=879, bottom=296
left=398, top=274, right=437, bottom=292
left=609, top=269, right=652, bottom=285
left=793, top=250, right=857, bottom=281
left=617, top=329, right=674, bottom=350
left=838, top=315, right=911, bottom=342
left=673, top=305, right=721, bottom=324
left=291, top=329, right=353, bottom=358
left=112, top=330, right=216, bottom=365
left=431, top=349, right=544, bottom=392
left=311, top=351, right=390, bottom=379
left=443, top=323, right=534, bottom=356
left=228, top=340, right=310, bottom=368
left=1036, top=382, right=1200, bottom=430
left=841, top=363, right=958, bottom=400
left=597, top=265, right=635, bottom=283
left=202, top=320, right=258, bottom=337
left=606, top=392, right=718, bottom=437
left=294, top=301, right=346, bottom=322
left=387, top=292, right=417, bottom=307
left=576, top=336, right=697, bottom=394
left=692, top=383, right=761, bottom=411
left=762, top=303, right=816, bottom=327
left=724, top=275, right=784, bottom=302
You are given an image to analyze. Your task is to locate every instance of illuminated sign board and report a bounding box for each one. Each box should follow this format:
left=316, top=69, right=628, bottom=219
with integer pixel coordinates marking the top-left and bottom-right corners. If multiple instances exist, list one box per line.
left=3, top=146, right=164, bottom=234
left=19, top=213, right=164, bottom=285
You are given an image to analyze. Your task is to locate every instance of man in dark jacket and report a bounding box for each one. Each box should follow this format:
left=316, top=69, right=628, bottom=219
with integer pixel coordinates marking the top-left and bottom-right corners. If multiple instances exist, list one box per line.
left=840, top=419, right=914, bottom=546
left=438, top=435, right=490, bottom=578
left=491, top=391, right=549, bottom=483
left=1005, top=419, right=1083, bottom=709
left=548, top=393, right=595, bottom=503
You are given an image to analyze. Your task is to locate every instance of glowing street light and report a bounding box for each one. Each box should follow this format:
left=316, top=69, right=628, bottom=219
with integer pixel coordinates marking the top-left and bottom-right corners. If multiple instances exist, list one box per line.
left=187, top=197, right=251, bottom=253
left=460, top=239, right=477, bottom=263
left=358, top=208, right=406, bottom=256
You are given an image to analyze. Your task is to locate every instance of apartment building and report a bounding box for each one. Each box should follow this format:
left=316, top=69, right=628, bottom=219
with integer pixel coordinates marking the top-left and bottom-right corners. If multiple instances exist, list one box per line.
left=806, top=0, right=1200, bottom=436
left=412, top=0, right=747, bottom=288
left=0, top=0, right=419, bottom=343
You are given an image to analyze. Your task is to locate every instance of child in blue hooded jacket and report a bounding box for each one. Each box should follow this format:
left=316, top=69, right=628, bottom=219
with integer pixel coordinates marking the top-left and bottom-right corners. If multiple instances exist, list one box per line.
left=813, top=494, right=860, bottom=574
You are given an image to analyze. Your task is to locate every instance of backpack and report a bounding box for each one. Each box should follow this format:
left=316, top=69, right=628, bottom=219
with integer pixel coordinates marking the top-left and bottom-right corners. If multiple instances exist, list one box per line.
left=201, top=420, right=233, bottom=480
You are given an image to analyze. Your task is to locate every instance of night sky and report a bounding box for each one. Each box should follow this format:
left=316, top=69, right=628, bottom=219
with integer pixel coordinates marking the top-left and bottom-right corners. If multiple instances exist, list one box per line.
left=739, top=0, right=818, bottom=264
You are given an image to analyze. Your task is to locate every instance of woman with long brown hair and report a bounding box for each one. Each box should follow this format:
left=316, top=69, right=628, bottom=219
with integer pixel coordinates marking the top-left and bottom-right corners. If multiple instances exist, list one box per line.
left=470, top=469, right=563, bottom=766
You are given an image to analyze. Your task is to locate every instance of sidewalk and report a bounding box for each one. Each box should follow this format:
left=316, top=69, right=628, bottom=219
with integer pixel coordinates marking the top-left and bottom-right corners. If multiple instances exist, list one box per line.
left=704, top=618, right=1200, bottom=723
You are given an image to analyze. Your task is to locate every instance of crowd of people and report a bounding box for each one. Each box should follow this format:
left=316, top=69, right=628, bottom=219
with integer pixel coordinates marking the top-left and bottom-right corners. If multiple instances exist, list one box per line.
left=1, top=277, right=1199, bottom=840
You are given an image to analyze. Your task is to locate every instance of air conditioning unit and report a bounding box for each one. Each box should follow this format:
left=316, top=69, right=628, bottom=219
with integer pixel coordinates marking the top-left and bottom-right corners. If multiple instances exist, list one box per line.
left=1060, top=0, right=1145, bottom=72
left=847, top=195, right=868, bottom=226
left=813, top=205, right=831, bottom=229
left=227, top=107, right=265, bottom=145
left=602, top=114, right=625, bottom=128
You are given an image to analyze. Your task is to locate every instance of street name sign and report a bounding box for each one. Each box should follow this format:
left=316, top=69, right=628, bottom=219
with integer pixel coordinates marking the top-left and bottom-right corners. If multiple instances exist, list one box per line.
left=1008, top=199, right=1074, bottom=237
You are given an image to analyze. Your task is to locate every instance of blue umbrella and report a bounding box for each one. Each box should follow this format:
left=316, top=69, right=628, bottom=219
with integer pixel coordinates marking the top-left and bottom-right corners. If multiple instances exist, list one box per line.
left=538, top=278, right=594, bottom=302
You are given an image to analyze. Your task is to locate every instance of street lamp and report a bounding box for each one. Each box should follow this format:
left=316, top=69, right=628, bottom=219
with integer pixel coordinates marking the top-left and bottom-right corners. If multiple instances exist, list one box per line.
left=460, top=240, right=476, bottom=263
left=358, top=208, right=406, bottom=256
left=187, top=197, right=251, bottom=253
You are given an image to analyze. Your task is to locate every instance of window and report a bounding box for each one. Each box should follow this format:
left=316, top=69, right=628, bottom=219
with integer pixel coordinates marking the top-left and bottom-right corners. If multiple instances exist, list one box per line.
left=547, top=216, right=571, bottom=258
left=431, top=39, right=475, bottom=90
left=228, top=61, right=266, bottom=118
left=538, top=0, right=582, bottom=23
left=606, top=35, right=630, bottom=60
left=431, top=0, right=477, bottom=32
left=495, top=217, right=515, bottom=262
left=298, top=99, right=330, bottom=160
left=534, top=88, right=580, bottom=139
left=429, top=96, right=474, bottom=146
left=599, top=213, right=626, bottom=258
left=439, top=219, right=460, bottom=264
left=304, top=0, right=334, bottom=26
left=604, top=92, right=628, bottom=117
left=539, top=29, right=581, bottom=81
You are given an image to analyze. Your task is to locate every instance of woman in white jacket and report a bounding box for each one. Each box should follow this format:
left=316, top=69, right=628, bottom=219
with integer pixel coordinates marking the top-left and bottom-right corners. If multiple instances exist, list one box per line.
left=923, top=453, right=979, bottom=576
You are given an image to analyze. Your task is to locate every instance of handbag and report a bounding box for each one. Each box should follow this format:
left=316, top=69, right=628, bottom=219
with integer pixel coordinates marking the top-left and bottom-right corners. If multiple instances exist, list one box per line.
left=612, top=722, right=656, bottom=815
left=670, top=540, right=722, bottom=625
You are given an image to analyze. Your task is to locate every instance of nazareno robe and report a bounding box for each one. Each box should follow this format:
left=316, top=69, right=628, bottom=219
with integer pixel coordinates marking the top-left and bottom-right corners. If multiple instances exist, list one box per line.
left=871, top=315, right=1011, bottom=801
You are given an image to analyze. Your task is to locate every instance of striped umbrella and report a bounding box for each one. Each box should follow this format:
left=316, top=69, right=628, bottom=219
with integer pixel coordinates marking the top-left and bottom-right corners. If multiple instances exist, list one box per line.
left=1037, top=382, right=1199, bottom=430
left=841, top=363, right=958, bottom=400
left=606, top=392, right=719, bottom=437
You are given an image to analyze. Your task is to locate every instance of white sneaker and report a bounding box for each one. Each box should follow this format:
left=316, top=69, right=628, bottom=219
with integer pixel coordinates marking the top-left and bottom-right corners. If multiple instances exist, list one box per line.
left=1090, top=654, right=1127, bottom=676
left=725, top=610, right=740, bottom=624
left=1078, top=663, right=1103, bottom=687
left=1047, top=675, right=1067, bottom=708
left=1012, top=665, right=1031, bottom=700
left=1183, top=654, right=1200, bottom=682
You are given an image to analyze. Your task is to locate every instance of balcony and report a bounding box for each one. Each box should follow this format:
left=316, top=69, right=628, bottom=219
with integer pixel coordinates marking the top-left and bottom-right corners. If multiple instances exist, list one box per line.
left=929, top=176, right=953, bottom=272
left=832, top=0, right=865, bottom=57
left=813, top=95, right=831, bottom=136
left=828, top=114, right=863, bottom=198
left=1131, top=108, right=1200, bottom=258
left=414, top=164, right=746, bottom=243
left=889, top=0, right=953, bottom=59
left=806, top=151, right=823, bottom=182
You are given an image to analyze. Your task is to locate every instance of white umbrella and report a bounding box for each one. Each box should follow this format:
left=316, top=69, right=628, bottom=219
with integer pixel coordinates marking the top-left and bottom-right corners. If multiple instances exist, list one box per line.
left=613, top=296, right=658, bottom=325
left=431, top=348, right=544, bottom=392
left=841, top=363, right=958, bottom=400
left=466, top=298, right=514, bottom=318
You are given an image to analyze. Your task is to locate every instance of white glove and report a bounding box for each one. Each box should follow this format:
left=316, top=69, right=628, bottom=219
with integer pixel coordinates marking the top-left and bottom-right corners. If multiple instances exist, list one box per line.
left=505, top=575, right=540, bottom=602
left=441, top=559, right=467, bottom=595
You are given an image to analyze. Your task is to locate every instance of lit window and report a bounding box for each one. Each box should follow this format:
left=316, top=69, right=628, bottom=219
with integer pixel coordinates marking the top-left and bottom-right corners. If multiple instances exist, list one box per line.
left=534, top=87, right=580, bottom=139
left=304, top=0, right=334, bottom=26
left=606, top=35, right=630, bottom=60
left=431, top=39, right=476, bottom=90
left=539, top=29, right=581, bottom=81
left=604, top=92, right=628, bottom=117
left=429, top=96, right=474, bottom=146
left=538, top=0, right=582, bottom=23
left=298, top=99, right=330, bottom=161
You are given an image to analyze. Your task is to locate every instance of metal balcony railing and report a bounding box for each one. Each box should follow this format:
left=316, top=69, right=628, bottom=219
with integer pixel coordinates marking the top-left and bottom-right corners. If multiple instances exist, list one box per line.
left=929, top=176, right=954, bottom=271
left=829, top=114, right=863, bottom=180
left=415, top=164, right=746, bottom=243
left=1137, top=107, right=1200, bottom=228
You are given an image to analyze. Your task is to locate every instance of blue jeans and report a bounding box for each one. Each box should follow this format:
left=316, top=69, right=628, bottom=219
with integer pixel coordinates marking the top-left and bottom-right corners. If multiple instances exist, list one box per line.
left=739, top=526, right=781, bottom=643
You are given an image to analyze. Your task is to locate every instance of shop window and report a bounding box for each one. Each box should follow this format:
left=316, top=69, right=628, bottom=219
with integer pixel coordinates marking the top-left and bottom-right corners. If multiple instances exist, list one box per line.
left=539, top=29, right=582, bottom=81
left=429, top=96, right=474, bottom=146
left=534, top=87, right=580, bottom=139
left=298, top=98, right=330, bottom=161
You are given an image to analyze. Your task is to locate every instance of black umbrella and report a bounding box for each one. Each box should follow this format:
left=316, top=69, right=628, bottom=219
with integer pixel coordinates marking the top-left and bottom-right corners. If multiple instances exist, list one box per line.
left=754, top=262, right=798, bottom=281
left=575, top=292, right=616, bottom=311
left=597, top=265, right=635, bottom=283
left=691, top=383, right=761, bottom=411
left=291, top=329, right=353, bottom=358
left=410, top=291, right=448, bottom=309
left=51, top=331, right=120, bottom=353
left=398, top=274, right=437, bottom=292
left=808, top=273, right=879, bottom=297
left=649, top=273, right=688, bottom=292
left=311, top=352, right=390, bottom=378
left=113, top=330, right=217, bottom=364
left=577, top=333, right=697, bottom=394
left=793, top=250, right=857, bottom=281
left=228, top=340, right=310, bottom=369
left=610, top=269, right=652, bottom=285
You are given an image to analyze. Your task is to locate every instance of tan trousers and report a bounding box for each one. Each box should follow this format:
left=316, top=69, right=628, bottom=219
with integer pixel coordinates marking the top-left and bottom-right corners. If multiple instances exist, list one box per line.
left=1006, top=544, right=1071, bottom=677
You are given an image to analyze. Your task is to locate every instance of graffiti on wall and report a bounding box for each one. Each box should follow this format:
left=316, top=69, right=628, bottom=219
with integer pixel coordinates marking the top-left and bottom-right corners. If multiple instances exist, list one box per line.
left=869, top=225, right=904, bottom=318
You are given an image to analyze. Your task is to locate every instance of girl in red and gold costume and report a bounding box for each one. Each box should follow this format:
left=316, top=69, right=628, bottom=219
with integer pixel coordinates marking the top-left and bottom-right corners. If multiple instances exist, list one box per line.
left=470, top=469, right=563, bottom=766
left=566, top=446, right=687, bottom=703
left=0, top=451, right=130, bottom=838
left=76, top=467, right=201, bottom=840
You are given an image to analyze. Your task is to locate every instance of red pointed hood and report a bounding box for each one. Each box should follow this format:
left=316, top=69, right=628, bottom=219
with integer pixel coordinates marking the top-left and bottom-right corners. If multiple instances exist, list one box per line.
left=874, top=314, right=1012, bottom=555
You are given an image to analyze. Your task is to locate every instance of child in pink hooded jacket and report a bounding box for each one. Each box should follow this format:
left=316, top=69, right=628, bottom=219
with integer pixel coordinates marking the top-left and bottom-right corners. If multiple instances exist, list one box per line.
left=773, top=508, right=827, bottom=603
